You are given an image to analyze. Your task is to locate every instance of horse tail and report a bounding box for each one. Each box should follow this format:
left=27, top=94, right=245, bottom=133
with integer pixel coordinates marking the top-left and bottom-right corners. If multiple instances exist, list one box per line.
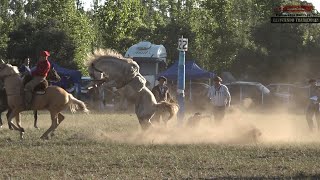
left=155, top=101, right=179, bottom=120
left=67, top=94, right=89, bottom=113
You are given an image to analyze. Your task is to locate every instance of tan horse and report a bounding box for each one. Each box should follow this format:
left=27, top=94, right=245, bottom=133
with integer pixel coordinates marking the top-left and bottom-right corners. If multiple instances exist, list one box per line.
left=0, top=63, right=88, bottom=139
left=86, top=49, right=179, bottom=130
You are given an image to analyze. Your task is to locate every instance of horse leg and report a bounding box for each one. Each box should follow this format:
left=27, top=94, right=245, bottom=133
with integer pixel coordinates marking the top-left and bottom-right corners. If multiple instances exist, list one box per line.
left=14, top=113, right=25, bottom=139
left=7, top=109, right=25, bottom=139
left=138, top=117, right=152, bottom=131
left=40, top=112, right=58, bottom=140
left=6, top=109, right=13, bottom=130
left=150, top=112, right=161, bottom=125
left=0, top=111, right=3, bottom=128
left=51, top=113, right=65, bottom=138
left=33, top=110, right=39, bottom=129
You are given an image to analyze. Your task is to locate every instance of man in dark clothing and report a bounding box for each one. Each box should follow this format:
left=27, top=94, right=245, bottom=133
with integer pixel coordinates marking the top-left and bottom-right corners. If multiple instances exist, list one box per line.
left=151, top=76, right=172, bottom=124
left=306, top=79, right=320, bottom=131
left=152, top=76, right=171, bottom=102
left=19, top=58, right=31, bottom=77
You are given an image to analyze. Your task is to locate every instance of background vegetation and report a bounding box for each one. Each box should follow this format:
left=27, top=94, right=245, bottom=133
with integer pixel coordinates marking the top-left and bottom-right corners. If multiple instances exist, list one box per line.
left=0, top=0, right=319, bottom=83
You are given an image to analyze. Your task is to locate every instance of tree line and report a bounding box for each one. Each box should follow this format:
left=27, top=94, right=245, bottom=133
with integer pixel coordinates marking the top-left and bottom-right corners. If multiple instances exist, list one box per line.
left=0, top=0, right=319, bottom=83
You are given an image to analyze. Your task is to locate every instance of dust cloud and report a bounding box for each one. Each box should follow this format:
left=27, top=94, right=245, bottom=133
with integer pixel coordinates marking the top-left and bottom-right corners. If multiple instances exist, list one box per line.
left=89, top=103, right=320, bottom=145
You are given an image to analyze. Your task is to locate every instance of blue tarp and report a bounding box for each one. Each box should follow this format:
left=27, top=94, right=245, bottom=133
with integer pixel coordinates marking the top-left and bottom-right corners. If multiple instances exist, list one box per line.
left=49, top=61, right=82, bottom=84
left=157, top=60, right=214, bottom=80
left=30, top=61, right=82, bottom=83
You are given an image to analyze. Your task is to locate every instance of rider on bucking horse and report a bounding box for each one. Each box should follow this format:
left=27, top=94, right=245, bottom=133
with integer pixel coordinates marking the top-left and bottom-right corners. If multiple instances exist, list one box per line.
left=24, top=51, right=51, bottom=109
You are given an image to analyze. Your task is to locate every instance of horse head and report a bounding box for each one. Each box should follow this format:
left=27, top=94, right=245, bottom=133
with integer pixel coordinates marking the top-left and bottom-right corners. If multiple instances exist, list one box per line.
left=0, top=63, right=20, bottom=79
left=47, top=67, right=61, bottom=83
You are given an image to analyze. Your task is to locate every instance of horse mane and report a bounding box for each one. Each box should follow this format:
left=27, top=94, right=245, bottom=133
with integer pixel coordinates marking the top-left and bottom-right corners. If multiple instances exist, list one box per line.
left=5, top=64, right=20, bottom=74
left=86, top=48, right=135, bottom=66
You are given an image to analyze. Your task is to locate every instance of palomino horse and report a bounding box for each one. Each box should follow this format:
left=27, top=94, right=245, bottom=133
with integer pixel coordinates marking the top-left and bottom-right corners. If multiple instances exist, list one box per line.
left=0, top=67, right=61, bottom=129
left=0, top=63, right=88, bottom=139
left=86, top=49, right=179, bottom=130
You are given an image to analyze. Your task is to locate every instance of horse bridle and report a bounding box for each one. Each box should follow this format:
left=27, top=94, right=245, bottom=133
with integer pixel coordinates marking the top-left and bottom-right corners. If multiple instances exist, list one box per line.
left=90, top=63, right=109, bottom=84
left=91, top=63, right=104, bottom=74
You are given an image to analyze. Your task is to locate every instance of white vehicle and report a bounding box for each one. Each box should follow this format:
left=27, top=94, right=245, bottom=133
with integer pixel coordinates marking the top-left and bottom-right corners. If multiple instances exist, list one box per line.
left=125, top=41, right=167, bottom=89
left=80, top=76, right=92, bottom=94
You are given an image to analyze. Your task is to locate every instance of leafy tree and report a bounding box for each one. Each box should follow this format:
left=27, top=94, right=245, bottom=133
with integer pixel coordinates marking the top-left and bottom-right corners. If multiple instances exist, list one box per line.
left=96, top=0, right=146, bottom=53
left=32, top=0, right=96, bottom=73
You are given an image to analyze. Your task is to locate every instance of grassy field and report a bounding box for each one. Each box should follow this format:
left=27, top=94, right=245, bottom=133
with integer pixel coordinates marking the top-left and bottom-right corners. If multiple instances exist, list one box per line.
left=1, top=110, right=320, bottom=179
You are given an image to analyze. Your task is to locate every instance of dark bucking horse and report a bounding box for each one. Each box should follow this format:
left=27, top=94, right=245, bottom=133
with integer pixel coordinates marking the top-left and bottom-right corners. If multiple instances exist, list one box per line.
left=87, top=49, right=179, bottom=130
left=0, top=67, right=61, bottom=129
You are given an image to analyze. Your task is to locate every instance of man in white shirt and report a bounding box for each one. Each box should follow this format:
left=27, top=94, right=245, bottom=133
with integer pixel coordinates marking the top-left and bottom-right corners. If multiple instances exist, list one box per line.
left=207, top=76, right=231, bottom=123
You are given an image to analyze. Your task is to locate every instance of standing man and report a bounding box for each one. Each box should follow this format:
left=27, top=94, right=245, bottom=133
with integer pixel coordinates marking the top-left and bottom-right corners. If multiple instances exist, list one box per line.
left=306, top=79, right=320, bottom=131
left=207, top=76, right=231, bottom=124
left=24, top=51, right=51, bottom=109
left=151, top=76, right=171, bottom=124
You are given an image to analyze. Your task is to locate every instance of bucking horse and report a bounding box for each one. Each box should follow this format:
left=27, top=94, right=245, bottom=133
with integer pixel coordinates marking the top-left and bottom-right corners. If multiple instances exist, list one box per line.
left=87, top=49, right=179, bottom=130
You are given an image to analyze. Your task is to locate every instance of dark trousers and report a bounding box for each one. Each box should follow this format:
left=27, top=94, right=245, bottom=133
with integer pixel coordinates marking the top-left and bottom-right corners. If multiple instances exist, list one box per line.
left=212, top=105, right=226, bottom=124
left=306, top=103, right=320, bottom=131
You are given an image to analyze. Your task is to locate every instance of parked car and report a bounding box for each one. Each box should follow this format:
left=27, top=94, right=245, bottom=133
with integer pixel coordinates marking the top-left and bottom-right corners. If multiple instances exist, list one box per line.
left=266, top=83, right=310, bottom=109
left=80, top=76, right=92, bottom=94
left=225, top=81, right=270, bottom=106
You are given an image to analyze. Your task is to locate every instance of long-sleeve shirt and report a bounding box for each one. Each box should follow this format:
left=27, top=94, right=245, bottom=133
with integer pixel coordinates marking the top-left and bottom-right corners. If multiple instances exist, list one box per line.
left=32, top=60, right=51, bottom=77
left=207, top=84, right=231, bottom=106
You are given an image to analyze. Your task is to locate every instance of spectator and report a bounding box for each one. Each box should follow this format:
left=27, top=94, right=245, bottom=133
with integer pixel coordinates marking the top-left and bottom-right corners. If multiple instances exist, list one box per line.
left=207, top=76, right=231, bottom=124
left=151, top=76, right=172, bottom=124
left=306, top=79, right=320, bottom=131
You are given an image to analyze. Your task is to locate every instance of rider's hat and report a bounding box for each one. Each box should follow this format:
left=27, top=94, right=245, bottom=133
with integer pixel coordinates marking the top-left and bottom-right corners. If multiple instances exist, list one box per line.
left=40, top=51, right=50, bottom=57
left=157, top=76, right=167, bottom=81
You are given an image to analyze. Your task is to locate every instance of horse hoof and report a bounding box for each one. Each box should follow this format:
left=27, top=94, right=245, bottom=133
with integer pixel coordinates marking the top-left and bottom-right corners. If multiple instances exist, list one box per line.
left=34, top=126, right=40, bottom=130
left=9, top=127, right=13, bottom=130
left=20, top=132, right=25, bottom=140
left=0, top=125, right=2, bottom=128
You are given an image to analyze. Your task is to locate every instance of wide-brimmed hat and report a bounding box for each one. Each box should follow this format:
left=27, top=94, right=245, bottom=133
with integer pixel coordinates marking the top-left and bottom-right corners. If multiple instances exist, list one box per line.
left=213, top=76, right=222, bottom=82
left=158, top=76, right=167, bottom=81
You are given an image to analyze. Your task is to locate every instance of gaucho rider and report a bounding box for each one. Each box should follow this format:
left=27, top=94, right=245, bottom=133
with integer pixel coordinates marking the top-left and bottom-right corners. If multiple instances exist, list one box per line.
left=24, top=51, right=51, bottom=109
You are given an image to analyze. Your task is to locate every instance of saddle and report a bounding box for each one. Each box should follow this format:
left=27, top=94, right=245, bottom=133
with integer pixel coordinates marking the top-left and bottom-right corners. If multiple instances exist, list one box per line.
left=23, top=74, right=48, bottom=95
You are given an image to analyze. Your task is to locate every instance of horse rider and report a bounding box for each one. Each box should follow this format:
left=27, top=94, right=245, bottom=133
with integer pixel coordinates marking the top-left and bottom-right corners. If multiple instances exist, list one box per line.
left=19, top=57, right=31, bottom=79
left=306, top=79, right=320, bottom=131
left=151, top=76, right=172, bottom=123
left=24, top=51, right=51, bottom=109
left=207, top=76, right=231, bottom=124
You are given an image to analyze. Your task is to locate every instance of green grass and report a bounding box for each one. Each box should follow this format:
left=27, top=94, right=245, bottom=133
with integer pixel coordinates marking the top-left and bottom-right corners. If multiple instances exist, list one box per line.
left=0, top=111, right=320, bottom=179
